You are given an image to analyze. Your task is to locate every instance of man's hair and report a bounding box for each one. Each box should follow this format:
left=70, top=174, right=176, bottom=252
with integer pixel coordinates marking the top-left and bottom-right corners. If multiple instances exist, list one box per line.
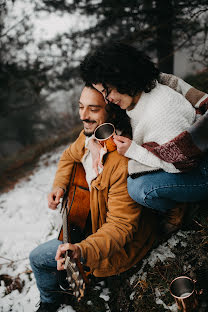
left=105, top=102, right=132, bottom=138
left=80, top=42, right=160, bottom=96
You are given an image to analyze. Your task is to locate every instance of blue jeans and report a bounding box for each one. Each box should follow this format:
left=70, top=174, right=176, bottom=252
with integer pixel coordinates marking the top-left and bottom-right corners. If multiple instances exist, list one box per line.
left=127, top=154, right=208, bottom=213
left=29, top=238, right=63, bottom=303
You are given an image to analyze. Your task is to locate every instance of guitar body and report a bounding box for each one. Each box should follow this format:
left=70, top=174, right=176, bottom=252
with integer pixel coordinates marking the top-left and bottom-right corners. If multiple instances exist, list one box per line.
left=57, top=162, right=91, bottom=300
left=58, top=162, right=91, bottom=242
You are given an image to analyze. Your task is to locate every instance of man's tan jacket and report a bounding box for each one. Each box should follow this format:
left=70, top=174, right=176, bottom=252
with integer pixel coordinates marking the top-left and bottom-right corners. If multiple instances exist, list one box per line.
left=53, top=131, right=157, bottom=277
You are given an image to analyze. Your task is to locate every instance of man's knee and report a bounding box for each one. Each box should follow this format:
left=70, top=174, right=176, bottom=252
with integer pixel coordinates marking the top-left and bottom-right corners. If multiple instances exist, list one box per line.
left=29, top=242, right=49, bottom=267
left=30, top=239, right=62, bottom=270
left=29, top=245, right=41, bottom=267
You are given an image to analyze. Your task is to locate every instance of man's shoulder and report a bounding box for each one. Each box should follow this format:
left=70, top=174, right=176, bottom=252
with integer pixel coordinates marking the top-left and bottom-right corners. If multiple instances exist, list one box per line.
left=66, top=129, right=86, bottom=158
left=73, top=129, right=85, bottom=144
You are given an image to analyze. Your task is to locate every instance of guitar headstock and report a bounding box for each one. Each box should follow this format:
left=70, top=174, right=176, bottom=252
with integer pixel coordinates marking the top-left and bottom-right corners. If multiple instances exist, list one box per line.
left=64, top=255, right=88, bottom=301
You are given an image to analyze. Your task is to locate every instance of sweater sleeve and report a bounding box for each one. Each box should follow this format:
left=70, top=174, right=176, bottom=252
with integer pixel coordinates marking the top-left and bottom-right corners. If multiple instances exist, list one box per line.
left=159, top=73, right=207, bottom=108
left=159, top=72, right=192, bottom=96
left=124, top=140, right=178, bottom=172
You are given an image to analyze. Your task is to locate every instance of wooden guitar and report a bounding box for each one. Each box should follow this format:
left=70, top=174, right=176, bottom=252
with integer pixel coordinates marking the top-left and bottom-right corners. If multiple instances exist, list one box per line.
left=57, top=162, right=91, bottom=301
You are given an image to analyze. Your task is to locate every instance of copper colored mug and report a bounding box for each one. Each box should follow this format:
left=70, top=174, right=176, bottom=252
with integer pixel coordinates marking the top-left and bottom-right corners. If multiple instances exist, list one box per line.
left=94, top=123, right=117, bottom=152
left=169, top=276, right=198, bottom=311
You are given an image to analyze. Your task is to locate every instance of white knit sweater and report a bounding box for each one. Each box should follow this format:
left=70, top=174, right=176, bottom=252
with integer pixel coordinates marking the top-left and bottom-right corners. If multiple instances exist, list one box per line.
left=125, top=82, right=196, bottom=175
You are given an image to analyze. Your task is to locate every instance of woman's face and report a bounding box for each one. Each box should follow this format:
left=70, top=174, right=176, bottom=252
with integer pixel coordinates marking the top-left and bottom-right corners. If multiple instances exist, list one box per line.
left=92, top=83, right=140, bottom=110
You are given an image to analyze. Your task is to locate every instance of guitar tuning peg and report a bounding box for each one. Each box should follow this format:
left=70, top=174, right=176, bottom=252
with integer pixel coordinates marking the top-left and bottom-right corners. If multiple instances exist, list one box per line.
left=72, top=271, right=79, bottom=280
left=79, top=279, right=83, bottom=286
left=75, top=291, right=80, bottom=298
left=71, top=262, right=76, bottom=268
left=71, top=282, right=75, bottom=289
left=67, top=276, right=71, bottom=282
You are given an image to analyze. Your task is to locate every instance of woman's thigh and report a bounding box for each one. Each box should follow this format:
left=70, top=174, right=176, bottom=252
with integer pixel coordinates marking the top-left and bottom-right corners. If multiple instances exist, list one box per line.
left=127, top=163, right=208, bottom=212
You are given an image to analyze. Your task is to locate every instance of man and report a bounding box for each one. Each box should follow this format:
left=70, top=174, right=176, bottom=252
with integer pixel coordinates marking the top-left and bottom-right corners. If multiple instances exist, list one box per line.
left=29, top=86, right=157, bottom=312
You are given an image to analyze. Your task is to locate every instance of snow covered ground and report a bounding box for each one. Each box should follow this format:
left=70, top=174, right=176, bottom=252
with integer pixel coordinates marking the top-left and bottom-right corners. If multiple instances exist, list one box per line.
left=0, top=145, right=75, bottom=311
left=0, top=144, right=190, bottom=311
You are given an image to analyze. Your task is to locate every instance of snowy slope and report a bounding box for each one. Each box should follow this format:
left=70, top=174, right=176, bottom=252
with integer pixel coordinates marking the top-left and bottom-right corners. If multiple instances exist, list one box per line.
left=0, top=145, right=76, bottom=311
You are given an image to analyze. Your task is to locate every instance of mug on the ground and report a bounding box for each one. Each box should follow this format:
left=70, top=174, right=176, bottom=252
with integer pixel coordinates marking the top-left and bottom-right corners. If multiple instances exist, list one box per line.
left=169, top=276, right=198, bottom=311
left=94, top=123, right=117, bottom=152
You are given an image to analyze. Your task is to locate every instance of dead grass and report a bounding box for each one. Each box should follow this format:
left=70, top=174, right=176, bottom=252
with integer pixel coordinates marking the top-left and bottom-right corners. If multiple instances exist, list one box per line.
left=130, top=206, right=208, bottom=312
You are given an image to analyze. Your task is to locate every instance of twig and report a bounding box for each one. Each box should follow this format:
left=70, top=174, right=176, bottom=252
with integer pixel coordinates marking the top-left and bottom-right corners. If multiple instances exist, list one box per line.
left=0, top=256, right=28, bottom=265
left=134, top=279, right=148, bottom=291
left=156, top=266, right=167, bottom=282
left=0, top=14, right=31, bottom=38
left=17, top=269, right=32, bottom=276
left=193, top=218, right=203, bottom=228
left=0, top=256, right=13, bottom=262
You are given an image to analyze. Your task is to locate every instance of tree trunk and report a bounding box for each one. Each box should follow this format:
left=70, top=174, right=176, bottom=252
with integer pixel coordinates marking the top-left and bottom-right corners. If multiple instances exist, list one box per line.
left=156, top=0, right=174, bottom=73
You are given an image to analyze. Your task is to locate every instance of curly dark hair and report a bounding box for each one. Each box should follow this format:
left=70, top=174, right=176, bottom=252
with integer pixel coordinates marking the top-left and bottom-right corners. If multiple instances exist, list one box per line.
left=105, top=102, right=132, bottom=138
left=80, top=42, right=160, bottom=96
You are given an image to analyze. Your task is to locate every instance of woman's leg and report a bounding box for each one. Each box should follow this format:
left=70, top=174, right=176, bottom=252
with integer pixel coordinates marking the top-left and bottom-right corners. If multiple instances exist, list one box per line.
left=29, top=238, right=63, bottom=303
left=127, top=155, right=208, bottom=213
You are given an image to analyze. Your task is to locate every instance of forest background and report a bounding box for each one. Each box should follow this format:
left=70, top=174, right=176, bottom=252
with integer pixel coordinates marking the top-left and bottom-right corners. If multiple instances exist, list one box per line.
left=0, top=0, right=208, bottom=187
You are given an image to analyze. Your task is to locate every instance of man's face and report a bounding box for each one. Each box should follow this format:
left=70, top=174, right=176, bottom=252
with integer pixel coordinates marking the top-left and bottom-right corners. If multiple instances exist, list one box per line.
left=79, top=87, right=109, bottom=136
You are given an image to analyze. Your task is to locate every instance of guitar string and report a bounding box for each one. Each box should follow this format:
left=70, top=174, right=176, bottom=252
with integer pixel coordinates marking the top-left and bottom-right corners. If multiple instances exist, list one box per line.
left=61, top=163, right=86, bottom=298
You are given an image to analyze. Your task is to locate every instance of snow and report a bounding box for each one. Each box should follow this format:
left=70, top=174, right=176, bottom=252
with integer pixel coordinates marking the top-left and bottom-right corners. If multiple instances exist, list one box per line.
left=0, top=145, right=76, bottom=311
left=129, top=230, right=193, bottom=310
left=99, top=288, right=110, bottom=301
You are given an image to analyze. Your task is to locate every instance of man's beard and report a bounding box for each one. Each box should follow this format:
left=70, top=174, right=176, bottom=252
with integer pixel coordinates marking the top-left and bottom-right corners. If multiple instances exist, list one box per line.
left=82, top=119, right=96, bottom=137
left=84, top=130, right=94, bottom=137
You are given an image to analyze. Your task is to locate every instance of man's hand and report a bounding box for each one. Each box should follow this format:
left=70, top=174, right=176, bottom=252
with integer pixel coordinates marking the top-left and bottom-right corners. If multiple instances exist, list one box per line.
left=55, top=243, right=81, bottom=270
left=113, top=135, right=132, bottom=155
left=48, top=187, right=64, bottom=210
left=88, top=138, right=103, bottom=176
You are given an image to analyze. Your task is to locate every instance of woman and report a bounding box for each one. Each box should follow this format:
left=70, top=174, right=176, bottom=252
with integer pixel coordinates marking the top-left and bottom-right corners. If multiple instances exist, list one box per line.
left=80, top=42, right=208, bottom=234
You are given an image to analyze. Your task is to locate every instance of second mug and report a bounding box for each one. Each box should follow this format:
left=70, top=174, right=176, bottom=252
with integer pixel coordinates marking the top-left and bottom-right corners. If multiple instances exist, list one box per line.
left=169, top=276, right=198, bottom=311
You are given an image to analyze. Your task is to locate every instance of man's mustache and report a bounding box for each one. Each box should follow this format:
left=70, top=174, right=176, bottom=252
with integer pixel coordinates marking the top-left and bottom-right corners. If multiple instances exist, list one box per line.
left=81, top=119, right=96, bottom=123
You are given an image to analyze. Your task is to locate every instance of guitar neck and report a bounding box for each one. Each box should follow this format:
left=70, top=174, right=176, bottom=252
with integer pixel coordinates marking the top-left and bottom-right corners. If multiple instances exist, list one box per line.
left=57, top=163, right=91, bottom=301
left=62, top=200, right=69, bottom=244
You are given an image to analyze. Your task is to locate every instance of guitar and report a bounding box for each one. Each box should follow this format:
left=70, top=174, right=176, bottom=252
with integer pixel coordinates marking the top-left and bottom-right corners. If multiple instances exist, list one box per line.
left=57, top=162, right=91, bottom=301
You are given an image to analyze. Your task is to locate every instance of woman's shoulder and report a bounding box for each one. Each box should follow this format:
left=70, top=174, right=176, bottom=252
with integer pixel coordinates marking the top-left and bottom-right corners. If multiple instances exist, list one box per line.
left=156, top=82, right=183, bottom=98
left=149, top=82, right=189, bottom=106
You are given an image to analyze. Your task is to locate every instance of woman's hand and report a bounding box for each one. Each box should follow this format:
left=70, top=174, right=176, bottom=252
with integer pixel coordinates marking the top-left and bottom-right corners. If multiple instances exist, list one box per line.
left=113, top=135, right=132, bottom=155
left=55, top=243, right=81, bottom=270
left=88, top=138, right=103, bottom=175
